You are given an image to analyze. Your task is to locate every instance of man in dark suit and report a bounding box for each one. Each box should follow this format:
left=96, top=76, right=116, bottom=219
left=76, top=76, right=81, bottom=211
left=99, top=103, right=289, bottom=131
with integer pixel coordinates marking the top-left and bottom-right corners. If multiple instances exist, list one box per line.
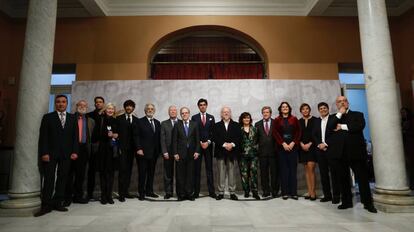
left=213, top=106, right=241, bottom=201
left=64, top=100, right=95, bottom=207
left=117, top=100, right=139, bottom=202
left=35, top=95, right=79, bottom=217
left=326, top=96, right=377, bottom=213
left=312, top=102, right=340, bottom=204
left=172, top=107, right=201, bottom=201
left=86, top=96, right=105, bottom=201
left=160, top=106, right=178, bottom=199
left=191, top=98, right=216, bottom=198
left=255, top=106, right=279, bottom=198
left=133, top=103, right=161, bottom=200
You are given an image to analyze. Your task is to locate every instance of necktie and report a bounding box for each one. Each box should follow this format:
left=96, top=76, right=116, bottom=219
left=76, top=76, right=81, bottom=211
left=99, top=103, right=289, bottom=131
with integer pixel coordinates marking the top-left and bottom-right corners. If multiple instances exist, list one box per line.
left=184, top=121, right=189, bottom=136
left=202, top=114, right=206, bottom=126
left=60, top=112, right=65, bottom=128
left=127, top=114, right=131, bottom=124
left=78, top=115, right=83, bottom=143
left=265, top=120, right=269, bottom=135
left=150, top=118, right=155, bottom=132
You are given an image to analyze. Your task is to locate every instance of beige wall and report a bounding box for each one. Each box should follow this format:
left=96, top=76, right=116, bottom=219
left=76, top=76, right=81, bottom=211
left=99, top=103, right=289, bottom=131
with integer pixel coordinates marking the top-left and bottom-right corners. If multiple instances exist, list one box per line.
left=0, top=13, right=414, bottom=146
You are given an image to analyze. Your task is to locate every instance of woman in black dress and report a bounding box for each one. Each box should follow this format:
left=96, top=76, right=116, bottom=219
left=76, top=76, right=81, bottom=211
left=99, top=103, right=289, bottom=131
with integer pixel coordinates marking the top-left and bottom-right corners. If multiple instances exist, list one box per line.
left=299, top=103, right=317, bottom=200
left=97, top=103, right=119, bottom=204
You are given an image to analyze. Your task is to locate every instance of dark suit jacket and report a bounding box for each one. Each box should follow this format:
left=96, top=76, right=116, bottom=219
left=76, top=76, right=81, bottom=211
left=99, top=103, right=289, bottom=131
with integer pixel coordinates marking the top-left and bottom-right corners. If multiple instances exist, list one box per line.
left=312, top=115, right=334, bottom=146
left=325, top=110, right=367, bottom=160
left=87, top=109, right=102, bottom=143
left=212, top=120, right=241, bottom=161
left=160, top=119, right=176, bottom=156
left=191, top=113, right=215, bottom=142
left=116, top=113, right=139, bottom=152
left=133, top=116, right=161, bottom=159
left=255, top=119, right=277, bottom=157
left=39, top=111, right=79, bottom=161
left=172, top=120, right=201, bottom=160
left=74, top=113, right=95, bottom=156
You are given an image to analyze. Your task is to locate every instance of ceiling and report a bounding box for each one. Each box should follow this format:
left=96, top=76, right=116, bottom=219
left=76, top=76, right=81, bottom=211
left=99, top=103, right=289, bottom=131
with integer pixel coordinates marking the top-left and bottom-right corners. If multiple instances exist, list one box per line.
left=0, top=0, right=413, bottom=18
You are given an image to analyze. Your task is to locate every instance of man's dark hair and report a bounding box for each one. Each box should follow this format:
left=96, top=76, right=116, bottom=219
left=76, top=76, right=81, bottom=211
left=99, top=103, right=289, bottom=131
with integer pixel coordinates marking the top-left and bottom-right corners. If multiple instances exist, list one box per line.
left=55, top=94, right=68, bottom=101
left=197, top=98, right=208, bottom=106
left=300, top=103, right=311, bottom=112
left=317, top=102, right=329, bottom=110
left=123, top=99, right=136, bottom=108
left=94, top=96, right=105, bottom=103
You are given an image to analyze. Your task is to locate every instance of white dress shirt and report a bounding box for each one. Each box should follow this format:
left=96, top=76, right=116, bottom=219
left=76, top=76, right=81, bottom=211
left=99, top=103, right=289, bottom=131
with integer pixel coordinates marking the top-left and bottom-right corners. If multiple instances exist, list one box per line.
left=321, top=115, right=329, bottom=144
left=335, top=109, right=350, bottom=131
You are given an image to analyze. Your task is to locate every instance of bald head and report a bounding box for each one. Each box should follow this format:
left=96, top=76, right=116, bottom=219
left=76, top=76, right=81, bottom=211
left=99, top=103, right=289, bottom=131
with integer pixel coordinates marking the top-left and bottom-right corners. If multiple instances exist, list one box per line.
left=221, top=106, right=232, bottom=121
left=336, top=96, right=349, bottom=111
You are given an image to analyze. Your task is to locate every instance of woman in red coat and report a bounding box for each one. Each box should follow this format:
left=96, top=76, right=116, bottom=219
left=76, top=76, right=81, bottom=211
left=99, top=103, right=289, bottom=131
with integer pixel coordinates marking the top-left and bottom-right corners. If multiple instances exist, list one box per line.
left=272, top=102, right=301, bottom=200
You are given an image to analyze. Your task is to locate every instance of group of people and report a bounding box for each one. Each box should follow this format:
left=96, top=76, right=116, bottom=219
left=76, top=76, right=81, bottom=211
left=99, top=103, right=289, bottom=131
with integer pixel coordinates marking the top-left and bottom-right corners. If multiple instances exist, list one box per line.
left=35, top=94, right=377, bottom=217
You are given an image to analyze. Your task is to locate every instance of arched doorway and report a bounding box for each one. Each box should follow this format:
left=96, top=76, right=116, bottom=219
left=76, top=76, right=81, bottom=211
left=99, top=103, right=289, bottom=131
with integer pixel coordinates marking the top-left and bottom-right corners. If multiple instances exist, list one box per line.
left=149, top=26, right=267, bottom=80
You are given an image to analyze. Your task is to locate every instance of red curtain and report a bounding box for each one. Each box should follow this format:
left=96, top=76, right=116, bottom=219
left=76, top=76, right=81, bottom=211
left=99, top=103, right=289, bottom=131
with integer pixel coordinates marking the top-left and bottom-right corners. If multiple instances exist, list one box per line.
left=152, top=64, right=263, bottom=80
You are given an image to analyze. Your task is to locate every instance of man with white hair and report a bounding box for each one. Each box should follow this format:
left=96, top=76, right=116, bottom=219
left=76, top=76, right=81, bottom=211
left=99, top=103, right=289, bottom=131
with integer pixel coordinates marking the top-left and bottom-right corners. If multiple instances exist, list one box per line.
left=160, top=105, right=178, bottom=199
left=172, top=107, right=200, bottom=201
left=133, top=103, right=161, bottom=200
left=213, top=106, right=241, bottom=200
left=64, top=100, right=95, bottom=207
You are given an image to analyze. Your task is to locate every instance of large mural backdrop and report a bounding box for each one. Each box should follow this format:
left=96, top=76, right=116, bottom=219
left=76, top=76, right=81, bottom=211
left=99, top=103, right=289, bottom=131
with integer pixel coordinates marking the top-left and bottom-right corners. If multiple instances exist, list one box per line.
left=71, top=79, right=341, bottom=194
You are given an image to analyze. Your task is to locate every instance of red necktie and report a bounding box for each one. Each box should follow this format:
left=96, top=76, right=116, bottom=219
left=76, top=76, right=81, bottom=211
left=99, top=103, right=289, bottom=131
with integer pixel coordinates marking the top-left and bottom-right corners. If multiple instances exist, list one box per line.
left=202, top=114, right=206, bottom=126
left=265, top=120, right=269, bottom=135
left=78, top=116, right=83, bottom=143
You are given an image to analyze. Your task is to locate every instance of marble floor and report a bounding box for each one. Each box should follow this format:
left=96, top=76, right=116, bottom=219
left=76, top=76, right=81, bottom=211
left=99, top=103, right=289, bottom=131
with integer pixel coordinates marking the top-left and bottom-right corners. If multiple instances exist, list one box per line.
left=0, top=195, right=414, bottom=232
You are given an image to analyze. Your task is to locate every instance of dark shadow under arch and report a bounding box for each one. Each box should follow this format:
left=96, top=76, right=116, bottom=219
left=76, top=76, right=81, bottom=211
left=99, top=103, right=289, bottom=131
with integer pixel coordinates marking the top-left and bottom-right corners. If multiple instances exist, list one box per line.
left=148, top=25, right=268, bottom=79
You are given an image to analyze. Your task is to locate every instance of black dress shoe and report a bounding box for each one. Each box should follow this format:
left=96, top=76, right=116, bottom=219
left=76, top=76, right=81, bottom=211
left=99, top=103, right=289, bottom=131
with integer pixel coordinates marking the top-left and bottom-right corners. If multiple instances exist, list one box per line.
left=107, top=198, right=114, bottom=204
left=244, top=192, right=250, bottom=198
left=262, top=192, right=270, bottom=198
left=216, top=194, right=224, bottom=200
left=34, top=207, right=52, bottom=217
left=253, top=193, right=261, bottom=200
left=100, top=199, right=108, bottom=205
left=230, top=194, right=238, bottom=201
left=193, top=193, right=200, bottom=199
left=125, top=194, right=135, bottom=199
left=188, top=196, right=195, bottom=201
left=282, top=195, right=289, bottom=200
left=272, top=193, right=280, bottom=198
left=63, top=200, right=71, bottom=207
left=118, top=197, right=125, bottom=202
left=332, top=198, right=340, bottom=204
left=291, top=195, right=298, bottom=200
left=320, top=197, right=332, bottom=202
left=177, top=196, right=185, bottom=201
left=164, top=194, right=172, bottom=199
left=54, top=206, right=68, bottom=212
left=73, top=198, right=89, bottom=204
left=138, top=195, right=145, bottom=201
left=146, top=193, right=159, bottom=198
left=338, top=203, right=353, bottom=210
left=364, top=204, right=378, bottom=213
left=209, top=193, right=217, bottom=199
left=304, top=195, right=310, bottom=200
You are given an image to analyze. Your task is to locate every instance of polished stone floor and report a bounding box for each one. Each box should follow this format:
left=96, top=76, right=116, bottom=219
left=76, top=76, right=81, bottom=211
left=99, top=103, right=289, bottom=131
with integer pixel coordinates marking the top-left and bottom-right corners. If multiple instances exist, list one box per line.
left=0, top=194, right=413, bottom=232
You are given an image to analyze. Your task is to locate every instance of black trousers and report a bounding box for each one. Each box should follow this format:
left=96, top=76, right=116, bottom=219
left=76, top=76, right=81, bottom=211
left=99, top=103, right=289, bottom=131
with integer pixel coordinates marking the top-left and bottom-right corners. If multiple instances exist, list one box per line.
left=348, top=158, right=374, bottom=206
left=40, top=158, right=71, bottom=208
left=193, top=147, right=215, bottom=195
left=331, top=158, right=353, bottom=205
left=259, top=155, right=279, bottom=195
left=118, top=148, right=134, bottom=197
left=87, top=145, right=99, bottom=198
left=65, top=144, right=88, bottom=200
left=316, top=150, right=340, bottom=199
left=176, top=156, right=194, bottom=197
left=100, top=170, right=114, bottom=200
left=279, top=149, right=298, bottom=196
left=163, top=155, right=175, bottom=195
left=137, top=156, right=158, bottom=196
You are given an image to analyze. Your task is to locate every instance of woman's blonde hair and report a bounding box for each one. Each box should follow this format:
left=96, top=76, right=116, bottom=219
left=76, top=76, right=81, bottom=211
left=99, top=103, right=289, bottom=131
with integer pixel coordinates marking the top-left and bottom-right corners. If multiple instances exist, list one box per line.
left=100, top=102, right=117, bottom=118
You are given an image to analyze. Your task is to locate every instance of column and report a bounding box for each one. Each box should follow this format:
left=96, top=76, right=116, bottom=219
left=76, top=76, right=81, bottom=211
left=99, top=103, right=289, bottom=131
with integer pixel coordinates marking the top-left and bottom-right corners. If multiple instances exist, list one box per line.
left=357, top=0, right=414, bottom=212
left=0, top=0, right=57, bottom=216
